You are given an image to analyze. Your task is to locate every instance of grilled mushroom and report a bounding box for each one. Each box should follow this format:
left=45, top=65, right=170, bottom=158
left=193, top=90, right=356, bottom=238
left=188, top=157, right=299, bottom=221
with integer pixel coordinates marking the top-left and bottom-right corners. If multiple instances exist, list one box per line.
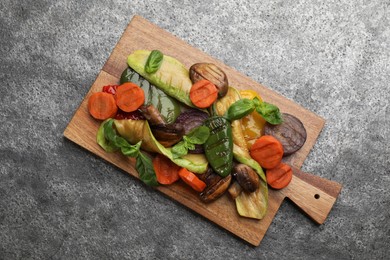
left=200, top=173, right=232, bottom=202
left=139, top=104, right=184, bottom=147
left=151, top=124, right=184, bottom=147
left=189, top=63, right=229, bottom=97
left=138, top=104, right=166, bottom=125
left=228, top=181, right=243, bottom=199
left=232, top=164, right=260, bottom=193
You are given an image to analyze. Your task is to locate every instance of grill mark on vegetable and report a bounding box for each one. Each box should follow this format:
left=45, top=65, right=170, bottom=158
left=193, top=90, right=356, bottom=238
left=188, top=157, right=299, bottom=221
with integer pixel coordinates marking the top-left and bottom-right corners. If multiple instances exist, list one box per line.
left=264, top=113, right=307, bottom=155
left=208, top=121, right=227, bottom=134
left=252, top=142, right=274, bottom=151
left=281, top=123, right=303, bottom=147
left=205, top=137, right=230, bottom=150
left=204, top=116, right=233, bottom=177
left=207, top=66, right=224, bottom=85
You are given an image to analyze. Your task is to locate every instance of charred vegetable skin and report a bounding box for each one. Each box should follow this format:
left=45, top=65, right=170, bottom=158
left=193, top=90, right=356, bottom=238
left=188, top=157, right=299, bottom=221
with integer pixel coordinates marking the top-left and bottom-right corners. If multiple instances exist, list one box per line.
left=232, top=164, right=260, bottom=193
left=264, top=113, right=307, bottom=156
left=203, top=116, right=233, bottom=177
left=197, top=168, right=232, bottom=202
left=200, top=174, right=231, bottom=202
left=120, top=66, right=181, bottom=124
left=190, top=63, right=229, bottom=97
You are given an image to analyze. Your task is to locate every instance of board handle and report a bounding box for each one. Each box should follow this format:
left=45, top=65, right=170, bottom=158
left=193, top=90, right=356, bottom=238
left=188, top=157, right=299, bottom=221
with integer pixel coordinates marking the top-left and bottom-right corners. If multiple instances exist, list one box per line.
left=280, top=167, right=342, bottom=224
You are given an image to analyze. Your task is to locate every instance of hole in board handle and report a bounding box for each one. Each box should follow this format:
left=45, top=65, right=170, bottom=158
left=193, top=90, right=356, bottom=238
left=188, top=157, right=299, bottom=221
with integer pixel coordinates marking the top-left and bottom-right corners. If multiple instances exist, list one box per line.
left=314, top=194, right=320, bottom=199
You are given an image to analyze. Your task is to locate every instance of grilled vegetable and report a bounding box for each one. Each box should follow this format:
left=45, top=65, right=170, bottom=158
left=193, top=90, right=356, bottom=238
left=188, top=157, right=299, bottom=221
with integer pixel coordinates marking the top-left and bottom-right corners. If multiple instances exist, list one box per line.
left=203, top=116, right=234, bottom=177
left=264, top=113, right=307, bottom=156
left=239, top=90, right=267, bottom=149
left=215, top=87, right=268, bottom=219
left=153, top=154, right=181, bottom=185
left=150, top=124, right=184, bottom=148
left=138, top=104, right=166, bottom=125
left=115, top=82, right=145, bottom=112
left=179, top=168, right=206, bottom=192
left=189, top=79, right=218, bottom=108
left=98, top=119, right=158, bottom=186
left=114, top=119, right=208, bottom=174
left=173, top=109, right=209, bottom=135
left=127, top=50, right=194, bottom=107
left=196, top=167, right=222, bottom=187
left=198, top=167, right=232, bottom=203
left=88, top=92, right=118, bottom=120
left=232, top=164, right=260, bottom=193
left=250, top=135, right=284, bottom=169
left=235, top=180, right=268, bottom=219
left=228, top=181, right=243, bottom=199
left=171, top=126, right=210, bottom=159
left=200, top=174, right=232, bottom=202
left=266, top=163, right=293, bottom=189
left=225, top=96, right=282, bottom=125
left=215, top=87, right=266, bottom=182
left=120, top=66, right=181, bottom=124
left=189, top=63, right=229, bottom=97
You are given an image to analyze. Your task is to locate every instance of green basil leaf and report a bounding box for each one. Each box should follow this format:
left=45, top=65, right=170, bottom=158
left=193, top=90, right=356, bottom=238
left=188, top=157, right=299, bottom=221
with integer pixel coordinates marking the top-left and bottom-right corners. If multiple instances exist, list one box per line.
left=121, top=141, right=141, bottom=157
left=225, top=98, right=255, bottom=121
left=136, top=152, right=159, bottom=186
left=103, top=119, right=118, bottom=145
left=171, top=141, right=187, bottom=159
left=256, top=102, right=283, bottom=125
left=102, top=119, right=141, bottom=153
left=183, top=138, right=195, bottom=151
left=186, top=126, right=210, bottom=144
left=145, top=50, right=163, bottom=74
left=171, top=126, right=210, bottom=159
left=97, top=119, right=119, bottom=152
left=252, top=96, right=261, bottom=107
left=115, top=136, right=132, bottom=148
left=99, top=119, right=158, bottom=186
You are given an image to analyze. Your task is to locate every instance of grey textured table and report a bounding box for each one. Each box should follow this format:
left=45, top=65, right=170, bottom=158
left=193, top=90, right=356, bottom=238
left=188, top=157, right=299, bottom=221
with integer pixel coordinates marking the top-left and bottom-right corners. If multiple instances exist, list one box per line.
left=1, top=1, right=389, bottom=259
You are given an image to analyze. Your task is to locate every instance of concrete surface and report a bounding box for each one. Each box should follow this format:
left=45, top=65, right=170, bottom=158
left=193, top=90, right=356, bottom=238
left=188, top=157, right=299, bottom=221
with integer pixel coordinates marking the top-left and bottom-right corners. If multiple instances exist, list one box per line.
left=1, top=0, right=389, bottom=259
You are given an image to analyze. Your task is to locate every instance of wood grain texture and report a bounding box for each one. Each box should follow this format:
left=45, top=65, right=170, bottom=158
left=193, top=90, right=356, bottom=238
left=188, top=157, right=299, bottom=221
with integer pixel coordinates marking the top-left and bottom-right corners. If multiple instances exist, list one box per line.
left=64, top=15, right=342, bottom=246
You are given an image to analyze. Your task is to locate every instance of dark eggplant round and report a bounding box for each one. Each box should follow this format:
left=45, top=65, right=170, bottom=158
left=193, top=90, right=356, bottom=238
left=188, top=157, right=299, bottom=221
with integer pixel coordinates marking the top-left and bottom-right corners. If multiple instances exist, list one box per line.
left=264, top=113, right=307, bottom=156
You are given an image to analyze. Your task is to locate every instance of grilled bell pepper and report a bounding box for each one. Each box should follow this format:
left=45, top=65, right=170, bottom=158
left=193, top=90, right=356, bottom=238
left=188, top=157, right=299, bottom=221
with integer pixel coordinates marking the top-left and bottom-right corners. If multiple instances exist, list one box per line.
left=239, top=90, right=267, bottom=149
left=203, top=116, right=233, bottom=177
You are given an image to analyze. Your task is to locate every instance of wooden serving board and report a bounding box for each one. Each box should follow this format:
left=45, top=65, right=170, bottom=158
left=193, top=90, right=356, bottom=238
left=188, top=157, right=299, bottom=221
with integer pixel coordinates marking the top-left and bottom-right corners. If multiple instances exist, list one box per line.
left=64, top=15, right=342, bottom=246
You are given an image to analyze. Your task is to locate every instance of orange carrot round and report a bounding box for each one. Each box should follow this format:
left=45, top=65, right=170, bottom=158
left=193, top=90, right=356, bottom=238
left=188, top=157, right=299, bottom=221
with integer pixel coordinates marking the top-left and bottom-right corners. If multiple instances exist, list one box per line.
left=189, top=79, right=218, bottom=108
left=88, top=92, right=118, bottom=120
left=115, top=82, right=145, bottom=112
left=250, top=135, right=284, bottom=169
left=266, top=163, right=293, bottom=189
left=153, top=154, right=181, bottom=185
left=178, top=168, right=206, bottom=192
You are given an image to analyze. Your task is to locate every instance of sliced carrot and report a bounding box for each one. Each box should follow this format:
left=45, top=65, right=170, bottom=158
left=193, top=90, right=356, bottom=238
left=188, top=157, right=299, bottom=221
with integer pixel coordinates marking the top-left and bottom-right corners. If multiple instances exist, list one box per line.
left=250, top=135, right=284, bottom=169
left=88, top=92, right=118, bottom=120
left=178, top=168, right=206, bottom=192
left=189, top=79, right=218, bottom=108
left=115, top=82, right=145, bottom=112
left=152, top=154, right=181, bottom=185
left=266, top=163, right=293, bottom=189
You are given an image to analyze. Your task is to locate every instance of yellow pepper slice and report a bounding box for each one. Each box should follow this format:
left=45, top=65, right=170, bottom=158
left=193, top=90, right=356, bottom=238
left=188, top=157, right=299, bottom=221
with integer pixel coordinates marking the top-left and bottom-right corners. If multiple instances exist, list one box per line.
left=239, top=90, right=267, bottom=149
